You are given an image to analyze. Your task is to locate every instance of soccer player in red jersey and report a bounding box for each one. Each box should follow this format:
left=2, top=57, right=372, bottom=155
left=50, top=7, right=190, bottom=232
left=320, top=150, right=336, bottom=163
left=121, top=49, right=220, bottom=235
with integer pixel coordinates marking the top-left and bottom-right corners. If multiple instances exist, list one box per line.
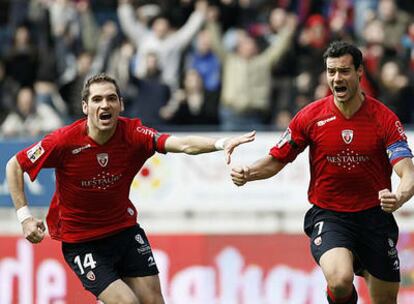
left=6, top=73, right=255, bottom=304
left=231, top=41, right=414, bottom=304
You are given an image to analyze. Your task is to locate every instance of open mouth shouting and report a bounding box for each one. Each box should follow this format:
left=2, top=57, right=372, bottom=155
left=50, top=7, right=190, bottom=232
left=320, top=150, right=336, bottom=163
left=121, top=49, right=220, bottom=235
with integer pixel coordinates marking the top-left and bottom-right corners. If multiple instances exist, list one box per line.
left=334, top=85, right=347, bottom=98
left=99, top=112, right=113, bottom=125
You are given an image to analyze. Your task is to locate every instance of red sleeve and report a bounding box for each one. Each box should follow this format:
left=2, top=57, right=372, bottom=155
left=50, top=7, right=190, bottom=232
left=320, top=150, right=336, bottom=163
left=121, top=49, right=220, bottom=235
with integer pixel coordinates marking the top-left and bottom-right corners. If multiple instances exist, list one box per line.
left=132, top=120, right=170, bottom=155
left=382, top=110, right=410, bottom=165
left=155, top=134, right=170, bottom=154
left=15, top=132, right=61, bottom=181
left=269, top=110, right=309, bottom=163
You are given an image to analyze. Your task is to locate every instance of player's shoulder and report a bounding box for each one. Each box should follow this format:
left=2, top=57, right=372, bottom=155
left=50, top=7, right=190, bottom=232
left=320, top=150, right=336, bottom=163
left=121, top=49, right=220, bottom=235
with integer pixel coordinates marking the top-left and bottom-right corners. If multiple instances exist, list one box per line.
left=118, top=116, right=143, bottom=126
left=364, top=95, right=399, bottom=120
left=47, top=119, right=87, bottom=141
left=117, top=116, right=158, bottom=140
left=295, top=95, right=334, bottom=122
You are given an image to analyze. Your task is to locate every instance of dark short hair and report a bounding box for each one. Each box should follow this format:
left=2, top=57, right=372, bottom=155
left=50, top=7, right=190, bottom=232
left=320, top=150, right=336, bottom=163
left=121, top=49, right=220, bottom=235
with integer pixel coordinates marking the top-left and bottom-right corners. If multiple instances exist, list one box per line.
left=323, top=41, right=363, bottom=70
left=81, top=73, right=122, bottom=102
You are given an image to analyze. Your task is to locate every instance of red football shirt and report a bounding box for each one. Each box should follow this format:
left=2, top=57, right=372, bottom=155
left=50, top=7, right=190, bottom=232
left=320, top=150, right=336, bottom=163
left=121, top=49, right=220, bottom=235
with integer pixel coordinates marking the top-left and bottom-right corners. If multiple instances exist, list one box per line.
left=270, top=95, right=410, bottom=212
left=16, top=117, right=170, bottom=242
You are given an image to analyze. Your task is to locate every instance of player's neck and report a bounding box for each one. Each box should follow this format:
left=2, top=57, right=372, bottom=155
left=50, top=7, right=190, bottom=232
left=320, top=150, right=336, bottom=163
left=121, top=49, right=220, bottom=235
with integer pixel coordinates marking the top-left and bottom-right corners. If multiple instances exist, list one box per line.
left=86, top=125, right=116, bottom=145
left=334, top=91, right=365, bottom=119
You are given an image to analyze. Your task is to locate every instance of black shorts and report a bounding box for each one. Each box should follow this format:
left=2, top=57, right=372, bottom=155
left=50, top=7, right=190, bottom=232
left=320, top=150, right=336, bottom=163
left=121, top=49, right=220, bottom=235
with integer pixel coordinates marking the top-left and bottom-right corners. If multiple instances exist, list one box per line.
left=304, top=205, right=400, bottom=282
left=62, top=224, right=159, bottom=297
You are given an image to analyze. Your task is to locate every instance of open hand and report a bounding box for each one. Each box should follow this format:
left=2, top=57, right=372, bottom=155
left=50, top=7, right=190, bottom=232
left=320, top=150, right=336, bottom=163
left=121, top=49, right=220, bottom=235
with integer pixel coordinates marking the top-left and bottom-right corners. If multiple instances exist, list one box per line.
left=224, top=131, right=256, bottom=164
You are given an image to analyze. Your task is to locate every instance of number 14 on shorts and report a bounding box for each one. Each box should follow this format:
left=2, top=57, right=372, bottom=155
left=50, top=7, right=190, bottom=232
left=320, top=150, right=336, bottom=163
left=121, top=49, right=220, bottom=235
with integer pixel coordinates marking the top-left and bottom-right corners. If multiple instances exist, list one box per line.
left=74, top=253, right=97, bottom=275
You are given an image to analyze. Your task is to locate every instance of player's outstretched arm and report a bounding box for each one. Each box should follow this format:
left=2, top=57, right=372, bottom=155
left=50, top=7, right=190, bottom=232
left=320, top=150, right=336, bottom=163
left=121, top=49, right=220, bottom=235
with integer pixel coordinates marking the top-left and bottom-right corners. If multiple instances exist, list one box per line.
left=6, top=156, right=46, bottom=243
left=379, top=158, right=414, bottom=213
left=164, top=130, right=256, bottom=164
left=231, top=155, right=286, bottom=187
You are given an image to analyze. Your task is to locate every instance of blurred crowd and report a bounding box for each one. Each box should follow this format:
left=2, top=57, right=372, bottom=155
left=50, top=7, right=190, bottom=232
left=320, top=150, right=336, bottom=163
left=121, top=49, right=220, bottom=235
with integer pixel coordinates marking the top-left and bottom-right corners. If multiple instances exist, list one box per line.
left=0, top=0, right=413, bottom=137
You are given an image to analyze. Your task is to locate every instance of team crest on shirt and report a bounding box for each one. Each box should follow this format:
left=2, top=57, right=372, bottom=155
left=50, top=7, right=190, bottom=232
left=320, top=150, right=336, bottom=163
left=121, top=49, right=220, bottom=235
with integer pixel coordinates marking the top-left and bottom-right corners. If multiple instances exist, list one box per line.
left=341, top=130, right=354, bottom=144
left=96, top=153, right=109, bottom=167
left=27, top=141, right=45, bottom=163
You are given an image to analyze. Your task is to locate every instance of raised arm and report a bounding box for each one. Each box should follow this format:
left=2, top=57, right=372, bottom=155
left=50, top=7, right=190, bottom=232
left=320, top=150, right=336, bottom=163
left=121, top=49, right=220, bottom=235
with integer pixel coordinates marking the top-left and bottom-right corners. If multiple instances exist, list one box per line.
left=117, top=0, right=148, bottom=46
left=164, top=131, right=255, bottom=164
left=259, top=14, right=297, bottom=65
left=167, top=0, right=207, bottom=50
left=231, top=155, right=287, bottom=186
left=6, top=156, right=46, bottom=243
left=379, top=158, right=414, bottom=212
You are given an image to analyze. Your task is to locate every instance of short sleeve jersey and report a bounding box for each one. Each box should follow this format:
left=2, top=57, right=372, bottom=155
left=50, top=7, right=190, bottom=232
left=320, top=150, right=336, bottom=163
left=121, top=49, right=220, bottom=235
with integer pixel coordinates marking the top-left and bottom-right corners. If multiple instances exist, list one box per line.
left=16, top=117, right=170, bottom=242
left=270, top=95, right=411, bottom=212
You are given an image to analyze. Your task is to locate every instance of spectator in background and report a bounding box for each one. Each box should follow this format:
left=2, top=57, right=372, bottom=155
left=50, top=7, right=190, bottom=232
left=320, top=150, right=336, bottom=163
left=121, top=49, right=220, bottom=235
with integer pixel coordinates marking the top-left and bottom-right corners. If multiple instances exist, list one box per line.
left=401, top=21, right=414, bottom=71
left=48, top=0, right=80, bottom=47
left=207, top=6, right=297, bottom=131
left=1, top=86, right=63, bottom=137
left=297, top=14, right=329, bottom=80
left=107, top=40, right=136, bottom=95
left=265, top=7, right=298, bottom=126
left=117, top=0, right=207, bottom=90
left=125, top=52, right=171, bottom=129
left=185, top=28, right=221, bottom=93
left=353, top=0, right=378, bottom=42
left=60, top=20, right=118, bottom=120
left=326, top=0, right=354, bottom=42
left=163, top=68, right=219, bottom=126
left=77, top=0, right=100, bottom=54
left=379, top=60, right=414, bottom=124
left=59, top=51, right=94, bottom=119
left=377, top=0, right=410, bottom=51
left=4, top=25, right=38, bottom=87
left=0, top=60, right=19, bottom=124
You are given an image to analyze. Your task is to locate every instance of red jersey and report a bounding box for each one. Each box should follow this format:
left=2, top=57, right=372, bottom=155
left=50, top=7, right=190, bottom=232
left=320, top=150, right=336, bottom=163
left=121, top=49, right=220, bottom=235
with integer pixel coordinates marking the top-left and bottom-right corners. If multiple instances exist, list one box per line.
left=270, top=95, right=410, bottom=212
left=16, top=117, right=170, bottom=242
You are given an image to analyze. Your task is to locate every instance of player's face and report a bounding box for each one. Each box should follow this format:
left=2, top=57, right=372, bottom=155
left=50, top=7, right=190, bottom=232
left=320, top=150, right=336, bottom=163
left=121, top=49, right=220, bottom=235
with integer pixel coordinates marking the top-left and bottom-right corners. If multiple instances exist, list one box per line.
left=326, top=54, right=363, bottom=104
left=82, top=82, right=124, bottom=133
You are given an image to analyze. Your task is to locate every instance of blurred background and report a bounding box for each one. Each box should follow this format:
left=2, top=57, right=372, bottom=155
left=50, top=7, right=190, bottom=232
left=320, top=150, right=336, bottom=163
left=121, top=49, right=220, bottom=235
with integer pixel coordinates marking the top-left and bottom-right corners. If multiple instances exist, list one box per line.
left=0, top=0, right=413, bottom=303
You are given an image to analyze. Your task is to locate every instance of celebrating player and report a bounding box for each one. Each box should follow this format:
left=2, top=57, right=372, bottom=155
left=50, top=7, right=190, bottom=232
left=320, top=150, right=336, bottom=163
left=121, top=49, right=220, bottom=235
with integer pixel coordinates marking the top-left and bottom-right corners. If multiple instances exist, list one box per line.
left=231, top=41, right=414, bottom=304
left=6, top=73, right=255, bottom=304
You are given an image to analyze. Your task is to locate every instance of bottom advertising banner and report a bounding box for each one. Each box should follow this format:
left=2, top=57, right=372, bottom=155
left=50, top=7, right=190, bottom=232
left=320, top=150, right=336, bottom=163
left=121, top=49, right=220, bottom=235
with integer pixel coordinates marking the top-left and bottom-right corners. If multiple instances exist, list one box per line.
left=1, top=233, right=414, bottom=304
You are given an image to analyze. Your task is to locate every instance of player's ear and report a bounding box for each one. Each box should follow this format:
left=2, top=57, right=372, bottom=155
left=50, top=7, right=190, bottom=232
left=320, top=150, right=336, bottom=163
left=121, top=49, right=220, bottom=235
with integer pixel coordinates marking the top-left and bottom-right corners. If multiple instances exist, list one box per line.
left=357, top=65, right=363, bottom=81
left=82, top=100, right=88, bottom=115
left=120, top=97, right=124, bottom=112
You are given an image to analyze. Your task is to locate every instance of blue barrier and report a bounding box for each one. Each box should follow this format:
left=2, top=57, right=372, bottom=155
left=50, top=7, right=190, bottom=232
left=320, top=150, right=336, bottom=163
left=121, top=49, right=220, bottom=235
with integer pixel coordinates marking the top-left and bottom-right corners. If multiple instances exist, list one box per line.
left=0, top=139, right=55, bottom=207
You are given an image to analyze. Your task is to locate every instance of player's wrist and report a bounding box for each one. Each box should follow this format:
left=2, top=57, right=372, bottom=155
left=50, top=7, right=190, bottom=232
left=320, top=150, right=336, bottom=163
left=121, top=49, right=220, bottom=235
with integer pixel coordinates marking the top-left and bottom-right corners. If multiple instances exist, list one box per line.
left=214, top=138, right=228, bottom=150
left=16, top=206, right=33, bottom=224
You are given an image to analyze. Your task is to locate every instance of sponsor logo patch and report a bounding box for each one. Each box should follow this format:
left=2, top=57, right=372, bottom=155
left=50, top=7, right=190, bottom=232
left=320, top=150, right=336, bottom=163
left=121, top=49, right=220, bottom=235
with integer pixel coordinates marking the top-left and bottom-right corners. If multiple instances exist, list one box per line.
left=27, top=141, right=45, bottom=163
left=72, top=144, right=91, bottom=154
left=317, top=116, right=336, bottom=127
left=96, top=153, right=109, bottom=167
left=136, top=126, right=155, bottom=137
